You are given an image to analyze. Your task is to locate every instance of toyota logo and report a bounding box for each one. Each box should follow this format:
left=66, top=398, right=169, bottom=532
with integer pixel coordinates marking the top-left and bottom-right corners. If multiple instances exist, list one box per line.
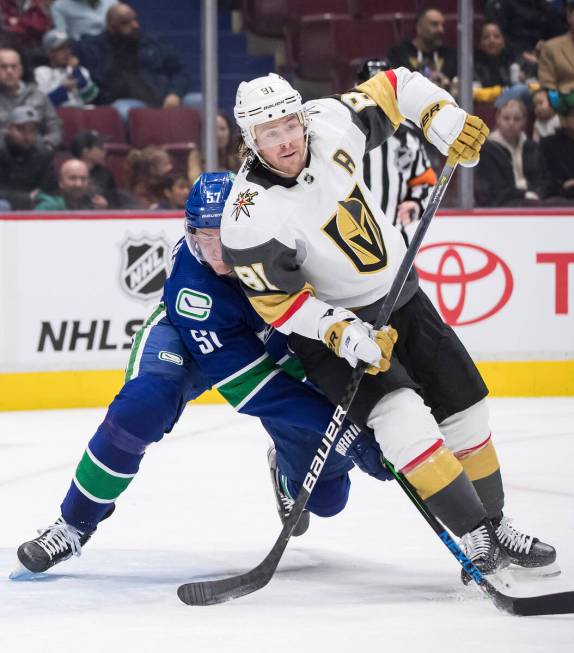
left=416, top=242, right=513, bottom=326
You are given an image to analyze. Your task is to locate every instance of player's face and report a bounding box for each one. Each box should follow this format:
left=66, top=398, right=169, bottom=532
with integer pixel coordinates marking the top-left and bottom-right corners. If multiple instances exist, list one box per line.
left=192, top=228, right=231, bottom=275
left=254, top=114, right=306, bottom=178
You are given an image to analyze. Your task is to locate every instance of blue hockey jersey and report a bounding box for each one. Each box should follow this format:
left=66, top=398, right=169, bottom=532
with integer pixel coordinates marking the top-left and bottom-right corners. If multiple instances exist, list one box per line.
left=162, top=239, right=352, bottom=482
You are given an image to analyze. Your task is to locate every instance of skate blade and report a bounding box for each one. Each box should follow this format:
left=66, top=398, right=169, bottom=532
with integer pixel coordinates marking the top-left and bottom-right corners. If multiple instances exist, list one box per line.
left=509, top=562, right=561, bottom=580
left=9, top=562, right=45, bottom=581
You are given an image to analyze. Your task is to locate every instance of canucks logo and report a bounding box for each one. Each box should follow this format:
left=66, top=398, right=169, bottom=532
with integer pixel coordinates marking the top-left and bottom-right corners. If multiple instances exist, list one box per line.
left=176, top=288, right=213, bottom=321
left=321, top=184, right=387, bottom=274
left=232, top=189, right=258, bottom=220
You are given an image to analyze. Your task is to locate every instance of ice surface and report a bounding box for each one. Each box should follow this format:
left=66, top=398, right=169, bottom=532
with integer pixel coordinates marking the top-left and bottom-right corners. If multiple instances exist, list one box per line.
left=1, top=399, right=573, bottom=652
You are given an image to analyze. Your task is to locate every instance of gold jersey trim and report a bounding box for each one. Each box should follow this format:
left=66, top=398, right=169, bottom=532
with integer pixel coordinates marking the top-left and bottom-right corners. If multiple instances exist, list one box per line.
left=355, top=73, right=404, bottom=130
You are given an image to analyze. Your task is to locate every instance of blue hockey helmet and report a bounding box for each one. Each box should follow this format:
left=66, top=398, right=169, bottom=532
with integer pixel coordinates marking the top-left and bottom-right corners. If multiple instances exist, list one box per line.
left=184, top=171, right=236, bottom=232
left=184, top=171, right=236, bottom=275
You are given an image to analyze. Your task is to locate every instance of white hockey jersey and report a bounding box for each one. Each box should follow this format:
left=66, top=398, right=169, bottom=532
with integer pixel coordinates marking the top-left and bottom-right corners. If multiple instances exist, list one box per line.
left=221, top=68, right=453, bottom=339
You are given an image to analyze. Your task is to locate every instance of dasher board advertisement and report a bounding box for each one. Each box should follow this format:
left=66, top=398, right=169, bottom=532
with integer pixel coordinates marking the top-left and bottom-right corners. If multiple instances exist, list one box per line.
left=0, top=210, right=572, bottom=374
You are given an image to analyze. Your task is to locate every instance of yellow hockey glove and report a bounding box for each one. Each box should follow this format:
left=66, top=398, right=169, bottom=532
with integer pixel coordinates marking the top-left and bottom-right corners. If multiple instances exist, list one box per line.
left=365, top=326, right=398, bottom=375
left=319, top=307, right=398, bottom=374
left=421, top=101, right=489, bottom=167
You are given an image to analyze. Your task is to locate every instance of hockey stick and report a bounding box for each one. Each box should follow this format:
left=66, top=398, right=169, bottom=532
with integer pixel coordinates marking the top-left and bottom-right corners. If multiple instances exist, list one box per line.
left=177, top=162, right=456, bottom=606
left=383, top=461, right=574, bottom=616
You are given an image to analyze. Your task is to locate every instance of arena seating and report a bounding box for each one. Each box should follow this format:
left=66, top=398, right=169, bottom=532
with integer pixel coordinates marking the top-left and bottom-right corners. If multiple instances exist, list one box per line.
left=127, top=107, right=201, bottom=149
left=56, top=106, right=126, bottom=149
left=290, top=15, right=398, bottom=83
left=126, top=107, right=202, bottom=174
left=349, top=0, right=419, bottom=17
left=242, top=0, right=349, bottom=37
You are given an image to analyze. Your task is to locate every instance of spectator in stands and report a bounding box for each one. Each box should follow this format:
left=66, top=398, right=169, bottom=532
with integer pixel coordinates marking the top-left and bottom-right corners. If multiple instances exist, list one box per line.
left=158, top=172, right=190, bottom=209
left=388, top=8, right=457, bottom=91
left=187, top=111, right=242, bottom=184
left=34, top=29, right=99, bottom=106
left=75, top=2, right=194, bottom=121
left=126, top=145, right=173, bottom=209
left=0, top=0, right=51, bottom=50
left=539, top=104, right=574, bottom=202
left=532, top=88, right=560, bottom=141
left=0, top=47, right=62, bottom=148
left=35, top=157, right=108, bottom=210
left=538, top=0, right=574, bottom=93
left=0, top=104, right=56, bottom=210
left=485, top=0, right=566, bottom=55
left=476, top=99, right=542, bottom=206
left=70, top=129, right=128, bottom=208
left=471, top=22, right=535, bottom=108
left=50, top=0, right=117, bottom=40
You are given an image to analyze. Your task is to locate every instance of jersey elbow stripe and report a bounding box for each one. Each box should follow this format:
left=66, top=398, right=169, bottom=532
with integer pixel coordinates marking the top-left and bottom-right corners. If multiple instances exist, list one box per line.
left=246, top=286, right=313, bottom=327
left=356, top=70, right=403, bottom=130
left=272, top=290, right=311, bottom=327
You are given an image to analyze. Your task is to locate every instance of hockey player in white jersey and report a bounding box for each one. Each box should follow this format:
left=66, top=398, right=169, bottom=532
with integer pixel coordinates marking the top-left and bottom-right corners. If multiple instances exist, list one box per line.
left=220, top=70, right=557, bottom=584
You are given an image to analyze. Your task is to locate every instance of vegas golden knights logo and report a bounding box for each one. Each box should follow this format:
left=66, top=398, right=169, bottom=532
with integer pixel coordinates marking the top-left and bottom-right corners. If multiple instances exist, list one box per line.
left=321, top=184, right=387, bottom=273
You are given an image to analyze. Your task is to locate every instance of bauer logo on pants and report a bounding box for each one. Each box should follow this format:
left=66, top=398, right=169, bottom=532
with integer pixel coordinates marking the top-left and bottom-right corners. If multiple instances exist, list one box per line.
left=119, top=235, right=170, bottom=301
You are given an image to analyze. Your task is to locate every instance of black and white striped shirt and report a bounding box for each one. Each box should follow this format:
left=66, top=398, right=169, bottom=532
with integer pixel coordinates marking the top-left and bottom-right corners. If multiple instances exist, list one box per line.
left=363, top=123, right=436, bottom=224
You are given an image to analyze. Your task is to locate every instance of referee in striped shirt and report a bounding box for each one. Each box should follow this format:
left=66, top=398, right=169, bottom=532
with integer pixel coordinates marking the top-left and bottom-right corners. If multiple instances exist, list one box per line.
left=359, top=59, right=437, bottom=237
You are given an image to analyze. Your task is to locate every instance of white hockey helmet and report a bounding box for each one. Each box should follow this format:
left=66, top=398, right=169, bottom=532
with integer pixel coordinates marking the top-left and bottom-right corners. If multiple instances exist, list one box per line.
left=234, top=73, right=307, bottom=151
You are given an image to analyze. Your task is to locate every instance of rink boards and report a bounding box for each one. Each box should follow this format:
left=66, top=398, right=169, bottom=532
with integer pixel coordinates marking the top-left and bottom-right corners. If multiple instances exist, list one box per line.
left=0, top=208, right=573, bottom=410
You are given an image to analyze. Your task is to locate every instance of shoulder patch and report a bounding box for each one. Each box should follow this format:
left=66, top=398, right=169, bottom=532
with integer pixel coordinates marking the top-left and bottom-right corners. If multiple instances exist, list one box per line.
left=176, top=288, right=213, bottom=321
left=232, top=188, right=259, bottom=220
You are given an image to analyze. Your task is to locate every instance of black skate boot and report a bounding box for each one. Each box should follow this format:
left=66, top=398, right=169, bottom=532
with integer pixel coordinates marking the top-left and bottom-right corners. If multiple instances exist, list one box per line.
left=13, top=506, right=115, bottom=577
left=493, top=513, right=559, bottom=576
left=460, top=518, right=510, bottom=585
left=16, top=517, right=91, bottom=574
left=267, top=446, right=310, bottom=537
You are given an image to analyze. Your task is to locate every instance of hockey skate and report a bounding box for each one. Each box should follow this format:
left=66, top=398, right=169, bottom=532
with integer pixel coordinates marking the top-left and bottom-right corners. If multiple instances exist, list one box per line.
left=492, top=513, right=560, bottom=578
left=267, top=446, right=310, bottom=537
left=11, top=517, right=92, bottom=578
left=11, top=504, right=115, bottom=578
left=460, top=518, right=510, bottom=586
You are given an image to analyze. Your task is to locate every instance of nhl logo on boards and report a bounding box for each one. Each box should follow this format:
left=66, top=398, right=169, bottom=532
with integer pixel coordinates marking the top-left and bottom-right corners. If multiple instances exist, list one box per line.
left=119, top=235, right=170, bottom=301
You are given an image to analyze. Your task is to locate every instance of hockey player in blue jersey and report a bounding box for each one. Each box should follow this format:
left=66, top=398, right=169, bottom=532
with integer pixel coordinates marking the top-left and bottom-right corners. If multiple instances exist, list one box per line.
left=14, top=171, right=390, bottom=577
